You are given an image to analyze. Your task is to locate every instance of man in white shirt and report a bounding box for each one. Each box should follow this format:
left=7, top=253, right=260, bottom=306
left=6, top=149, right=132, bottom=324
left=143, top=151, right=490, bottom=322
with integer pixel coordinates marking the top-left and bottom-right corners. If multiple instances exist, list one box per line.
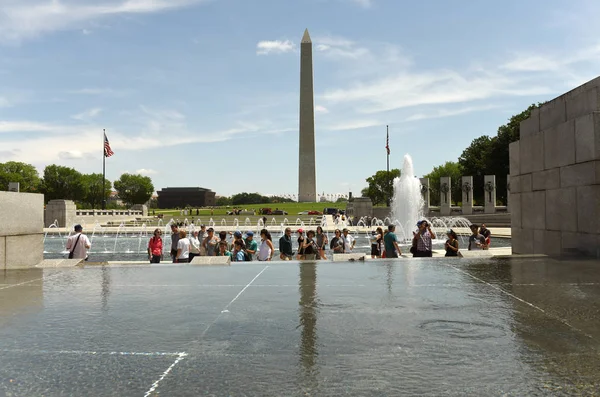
left=176, top=230, right=191, bottom=263
left=342, top=228, right=356, bottom=253
left=65, top=224, right=91, bottom=260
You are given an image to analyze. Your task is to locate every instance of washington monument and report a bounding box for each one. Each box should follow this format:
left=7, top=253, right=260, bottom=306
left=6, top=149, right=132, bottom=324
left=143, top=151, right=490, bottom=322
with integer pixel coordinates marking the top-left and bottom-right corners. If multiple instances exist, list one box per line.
left=298, top=29, right=317, bottom=202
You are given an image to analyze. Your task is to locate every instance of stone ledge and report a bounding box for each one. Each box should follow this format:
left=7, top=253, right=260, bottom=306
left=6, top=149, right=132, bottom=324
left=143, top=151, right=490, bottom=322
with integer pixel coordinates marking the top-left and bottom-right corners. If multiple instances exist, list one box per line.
left=190, top=256, right=231, bottom=266
left=458, top=250, right=494, bottom=258
left=36, top=259, right=84, bottom=268
left=332, top=253, right=367, bottom=262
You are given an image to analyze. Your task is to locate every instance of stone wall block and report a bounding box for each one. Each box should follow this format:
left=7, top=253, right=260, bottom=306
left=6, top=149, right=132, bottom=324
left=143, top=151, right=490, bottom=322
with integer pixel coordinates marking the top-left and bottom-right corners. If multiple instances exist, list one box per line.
left=0, top=236, right=5, bottom=270
left=509, top=141, right=520, bottom=176
left=562, top=232, right=600, bottom=257
left=519, top=131, right=544, bottom=174
left=521, top=174, right=533, bottom=192
left=545, top=188, right=578, bottom=233
left=543, top=230, right=562, bottom=256
left=576, top=185, right=600, bottom=234
left=560, top=161, right=600, bottom=188
left=564, top=76, right=600, bottom=100
left=540, top=96, right=567, bottom=131
left=510, top=175, right=521, bottom=193
left=511, top=193, right=521, bottom=229
left=5, top=234, right=43, bottom=269
left=519, top=107, right=540, bottom=139
left=545, top=189, right=560, bottom=231
left=566, top=86, right=600, bottom=120
left=0, top=192, right=44, bottom=236
left=575, top=112, right=600, bottom=163
left=511, top=227, right=523, bottom=253
left=521, top=191, right=545, bottom=230
left=512, top=227, right=533, bottom=254
left=532, top=169, right=560, bottom=191
left=544, top=120, right=575, bottom=169
left=533, top=230, right=547, bottom=255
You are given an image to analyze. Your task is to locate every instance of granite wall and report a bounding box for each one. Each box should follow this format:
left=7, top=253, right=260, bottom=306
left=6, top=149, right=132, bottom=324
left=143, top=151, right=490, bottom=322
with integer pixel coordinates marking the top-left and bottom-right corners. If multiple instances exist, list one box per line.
left=0, top=191, right=44, bottom=269
left=510, top=76, right=600, bottom=257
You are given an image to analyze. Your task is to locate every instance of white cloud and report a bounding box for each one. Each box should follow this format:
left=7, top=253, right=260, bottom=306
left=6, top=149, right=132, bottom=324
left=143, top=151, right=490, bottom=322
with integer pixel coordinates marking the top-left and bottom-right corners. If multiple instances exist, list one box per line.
left=136, top=168, right=158, bottom=175
left=71, top=107, right=103, bottom=121
left=58, top=150, right=84, bottom=159
left=256, top=40, right=295, bottom=55
left=315, top=105, right=329, bottom=114
left=351, top=0, right=373, bottom=7
left=404, top=104, right=501, bottom=122
left=321, top=69, right=553, bottom=114
left=0, top=97, right=10, bottom=107
left=82, top=29, right=92, bottom=35
left=0, top=0, right=210, bottom=43
left=67, top=88, right=128, bottom=96
left=314, top=36, right=369, bottom=60
left=326, top=119, right=381, bottom=131
left=501, top=55, right=561, bottom=72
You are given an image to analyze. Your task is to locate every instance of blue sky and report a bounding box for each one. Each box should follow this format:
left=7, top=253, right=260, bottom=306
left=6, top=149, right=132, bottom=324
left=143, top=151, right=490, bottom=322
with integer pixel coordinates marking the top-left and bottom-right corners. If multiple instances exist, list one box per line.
left=1, top=0, right=600, bottom=198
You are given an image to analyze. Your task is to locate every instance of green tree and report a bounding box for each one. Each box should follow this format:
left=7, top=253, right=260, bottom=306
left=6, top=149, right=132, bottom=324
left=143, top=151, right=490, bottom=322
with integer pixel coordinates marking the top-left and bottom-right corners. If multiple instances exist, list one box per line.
left=80, top=173, right=112, bottom=209
left=113, top=173, right=154, bottom=206
left=423, top=161, right=463, bottom=206
left=0, top=161, right=41, bottom=192
left=361, top=169, right=401, bottom=206
left=458, top=104, right=538, bottom=204
left=216, top=196, right=232, bottom=206
left=41, top=165, right=84, bottom=202
left=231, top=192, right=268, bottom=205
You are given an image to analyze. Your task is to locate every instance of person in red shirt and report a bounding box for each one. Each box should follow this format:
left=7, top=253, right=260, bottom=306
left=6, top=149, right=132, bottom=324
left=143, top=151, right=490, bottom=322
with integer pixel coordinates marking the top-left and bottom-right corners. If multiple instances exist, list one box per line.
left=147, top=228, right=163, bottom=263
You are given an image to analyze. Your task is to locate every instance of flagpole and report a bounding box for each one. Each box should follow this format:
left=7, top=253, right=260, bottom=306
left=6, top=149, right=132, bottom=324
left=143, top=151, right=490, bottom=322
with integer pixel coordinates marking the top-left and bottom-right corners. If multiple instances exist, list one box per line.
left=386, top=125, right=390, bottom=207
left=102, top=128, right=106, bottom=210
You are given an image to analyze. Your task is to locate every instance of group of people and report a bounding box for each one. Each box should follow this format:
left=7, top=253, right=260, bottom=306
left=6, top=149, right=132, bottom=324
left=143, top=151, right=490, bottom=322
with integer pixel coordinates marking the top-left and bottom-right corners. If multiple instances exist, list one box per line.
left=148, top=224, right=276, bottom=263
left=366, top=221, right=492, bottom=258
left=65, top=221, right=492, bottom=262
left=277, top=226, right=357, bottom=260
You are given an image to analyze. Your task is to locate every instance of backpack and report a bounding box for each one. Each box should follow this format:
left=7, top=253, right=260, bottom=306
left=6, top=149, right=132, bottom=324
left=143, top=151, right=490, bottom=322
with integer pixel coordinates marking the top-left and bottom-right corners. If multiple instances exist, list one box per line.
left=243, top=250, right=251, bottom=261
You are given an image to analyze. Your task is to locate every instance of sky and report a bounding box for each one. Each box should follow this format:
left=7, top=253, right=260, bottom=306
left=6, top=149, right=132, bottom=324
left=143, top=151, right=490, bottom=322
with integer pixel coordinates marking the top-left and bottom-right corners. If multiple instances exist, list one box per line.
left=1, top=0, right=600, bottom=198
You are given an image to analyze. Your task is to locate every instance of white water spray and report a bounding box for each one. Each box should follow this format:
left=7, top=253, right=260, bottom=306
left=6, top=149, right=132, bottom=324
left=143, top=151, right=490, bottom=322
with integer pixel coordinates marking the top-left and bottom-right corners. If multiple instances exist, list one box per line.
left=391, top=154, right=424, bottom=241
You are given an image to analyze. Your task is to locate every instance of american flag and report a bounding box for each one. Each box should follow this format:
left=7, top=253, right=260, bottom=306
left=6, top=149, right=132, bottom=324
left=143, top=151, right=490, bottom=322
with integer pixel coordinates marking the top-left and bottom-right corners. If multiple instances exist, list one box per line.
left=104, top=132, right=114, bottom=157
left=385, top=129, right=390, bottom=155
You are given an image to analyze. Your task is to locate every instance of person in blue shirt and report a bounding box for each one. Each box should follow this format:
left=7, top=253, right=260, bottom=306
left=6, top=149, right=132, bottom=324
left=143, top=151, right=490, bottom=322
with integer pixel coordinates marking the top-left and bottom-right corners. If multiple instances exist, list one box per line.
left=232, top=240, right=247, bottom=262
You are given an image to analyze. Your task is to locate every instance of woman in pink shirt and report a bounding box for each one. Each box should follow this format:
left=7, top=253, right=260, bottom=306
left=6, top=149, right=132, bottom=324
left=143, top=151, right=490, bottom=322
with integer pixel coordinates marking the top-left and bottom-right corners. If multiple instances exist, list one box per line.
left=147, top=228, right=163, bottom=263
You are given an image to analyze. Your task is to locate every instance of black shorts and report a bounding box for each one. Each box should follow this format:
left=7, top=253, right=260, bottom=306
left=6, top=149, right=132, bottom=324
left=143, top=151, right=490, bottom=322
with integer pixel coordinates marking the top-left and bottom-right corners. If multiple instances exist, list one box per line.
left=413, top=250, right=432, bottom=257
left=370, top=244, right=380, bottom=256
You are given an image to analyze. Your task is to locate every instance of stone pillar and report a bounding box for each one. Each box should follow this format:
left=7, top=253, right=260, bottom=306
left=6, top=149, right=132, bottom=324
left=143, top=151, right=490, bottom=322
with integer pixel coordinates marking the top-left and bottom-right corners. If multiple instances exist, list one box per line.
left=419, top=178, right=430, bottom=215
left=131, top=204, right=148, bottom=217
left=8, top=182, right=19, bottom=192
left=298, top=29, right=317, bottom=202
left=440, top=176, right=452, bottom=216
left=461, top=176, right=473, bottom=215
left=0, top=191, right=44, bottom=269
left=484, top=175, right=496, bottom=214
left=350, top=197, right=373, bottom=221
left=44, top=200, right=76, bottom=227
left=506, top=174, right=511, bottom=211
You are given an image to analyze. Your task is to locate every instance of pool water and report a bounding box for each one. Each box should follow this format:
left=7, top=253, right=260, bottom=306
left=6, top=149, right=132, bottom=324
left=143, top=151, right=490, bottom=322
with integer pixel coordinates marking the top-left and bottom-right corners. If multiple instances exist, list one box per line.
left=1, top=257, right=598, bottom=396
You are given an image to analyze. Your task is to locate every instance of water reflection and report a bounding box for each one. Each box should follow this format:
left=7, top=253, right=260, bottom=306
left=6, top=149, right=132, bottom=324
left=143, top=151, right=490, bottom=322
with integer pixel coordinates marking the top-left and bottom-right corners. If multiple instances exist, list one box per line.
left=385, top=262, right=394, bottom=296
left=101, top=266, right=111, bottom=312
left=297, top=262, right=320, bottom=391
left=0, top=269, right=44, bottom=328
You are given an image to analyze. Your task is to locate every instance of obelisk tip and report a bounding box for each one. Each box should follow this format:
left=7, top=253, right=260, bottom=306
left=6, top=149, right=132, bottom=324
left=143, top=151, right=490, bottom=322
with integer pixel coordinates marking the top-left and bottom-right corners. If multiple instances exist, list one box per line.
left=301, top=29, right=311, bottom=44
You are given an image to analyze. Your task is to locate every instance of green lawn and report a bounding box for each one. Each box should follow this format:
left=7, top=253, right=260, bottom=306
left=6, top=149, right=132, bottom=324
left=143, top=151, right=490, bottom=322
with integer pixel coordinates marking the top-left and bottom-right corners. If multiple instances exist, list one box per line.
left=151, top=202, right=347, bottom=218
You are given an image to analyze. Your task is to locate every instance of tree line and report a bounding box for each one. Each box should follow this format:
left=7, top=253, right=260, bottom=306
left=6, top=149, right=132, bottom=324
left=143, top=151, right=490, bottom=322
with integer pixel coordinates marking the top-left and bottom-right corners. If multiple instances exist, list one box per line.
left=0, top=162, right=154, bottom=208
left=361, top=104, right=538, bottom=206
left=216, top=192, right=296, bottom=206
